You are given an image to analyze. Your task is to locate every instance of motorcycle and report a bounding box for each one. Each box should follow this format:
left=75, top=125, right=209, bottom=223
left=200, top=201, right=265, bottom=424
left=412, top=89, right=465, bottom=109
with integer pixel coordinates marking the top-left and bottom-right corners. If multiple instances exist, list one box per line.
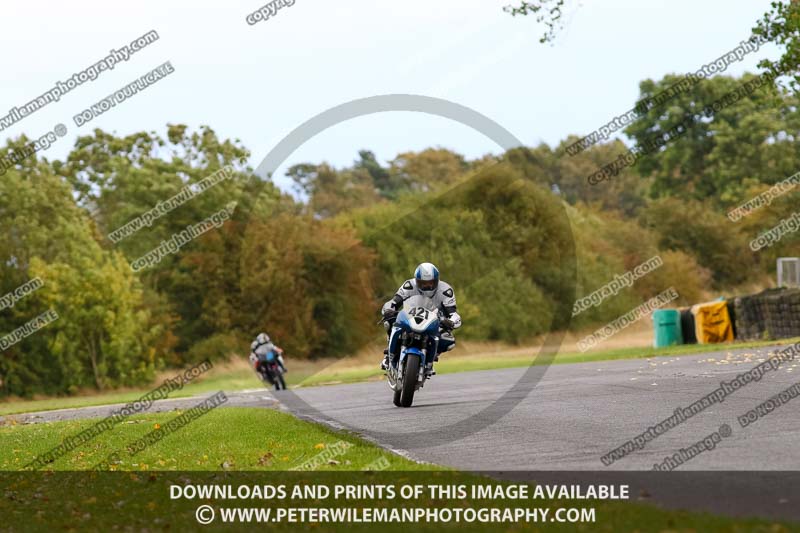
left=383, top=295, right=443, bottom=408
left=251, top=350, right=287, bottom=391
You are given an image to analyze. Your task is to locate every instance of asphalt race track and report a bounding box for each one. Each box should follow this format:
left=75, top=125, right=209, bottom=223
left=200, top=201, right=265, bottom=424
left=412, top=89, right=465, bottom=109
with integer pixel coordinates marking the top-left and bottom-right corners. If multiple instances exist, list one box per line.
left=281, top=344, right=800, bottom=471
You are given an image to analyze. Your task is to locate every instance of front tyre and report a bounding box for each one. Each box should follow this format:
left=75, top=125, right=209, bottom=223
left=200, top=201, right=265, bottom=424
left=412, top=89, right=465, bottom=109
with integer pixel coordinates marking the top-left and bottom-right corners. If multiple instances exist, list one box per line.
left=276, top=374, right=287, bottom=390
left=393, top=389, right=402, bottom=407
left=400, top=355, right=419, bottom=407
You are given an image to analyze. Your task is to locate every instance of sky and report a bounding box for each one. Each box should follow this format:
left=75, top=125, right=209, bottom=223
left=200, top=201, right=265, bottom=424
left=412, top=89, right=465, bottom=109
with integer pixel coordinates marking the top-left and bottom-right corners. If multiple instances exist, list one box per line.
left=1, top=0, right=778, bottom=192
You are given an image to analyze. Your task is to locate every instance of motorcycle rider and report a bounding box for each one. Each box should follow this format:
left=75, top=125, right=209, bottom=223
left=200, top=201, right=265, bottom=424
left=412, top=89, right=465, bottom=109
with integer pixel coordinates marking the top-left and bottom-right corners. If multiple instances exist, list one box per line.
left=249, top=333, right=287, bottom=380
left=380, top=262, right=461, bottom=376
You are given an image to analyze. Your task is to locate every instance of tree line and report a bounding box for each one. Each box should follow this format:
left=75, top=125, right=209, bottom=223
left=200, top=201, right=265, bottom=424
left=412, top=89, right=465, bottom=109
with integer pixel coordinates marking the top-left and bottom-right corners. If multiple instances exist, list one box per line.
left=1, top=69, right=798, bottom=398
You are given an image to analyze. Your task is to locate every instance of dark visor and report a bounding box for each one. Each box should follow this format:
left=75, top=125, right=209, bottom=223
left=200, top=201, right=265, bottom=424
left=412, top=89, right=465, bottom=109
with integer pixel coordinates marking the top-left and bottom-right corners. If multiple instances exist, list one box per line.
left=418, top=279, right=436, bottom=291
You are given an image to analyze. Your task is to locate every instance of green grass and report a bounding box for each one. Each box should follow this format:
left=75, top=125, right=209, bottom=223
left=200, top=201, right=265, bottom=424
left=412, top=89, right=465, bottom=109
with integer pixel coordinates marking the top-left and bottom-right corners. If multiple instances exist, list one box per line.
left=0, top=407, right=429, bottom=472
left=0, top=368, right=260, bottom=417
left=2, top=336, right=797, bottom=417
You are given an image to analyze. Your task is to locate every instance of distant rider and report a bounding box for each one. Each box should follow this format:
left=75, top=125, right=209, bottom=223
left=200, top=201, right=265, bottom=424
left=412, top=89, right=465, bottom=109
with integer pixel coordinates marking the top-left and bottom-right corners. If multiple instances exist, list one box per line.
left=249, top=333, right=287, bottom=379
left=380, top=262, right=462, bottom=376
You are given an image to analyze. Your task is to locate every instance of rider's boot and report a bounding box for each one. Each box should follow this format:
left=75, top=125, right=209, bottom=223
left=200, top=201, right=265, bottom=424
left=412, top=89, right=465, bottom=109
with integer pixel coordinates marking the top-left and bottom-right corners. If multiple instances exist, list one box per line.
left=380, top=349, right=390, bottom=371
left=433, top=331, right=454, bottom=367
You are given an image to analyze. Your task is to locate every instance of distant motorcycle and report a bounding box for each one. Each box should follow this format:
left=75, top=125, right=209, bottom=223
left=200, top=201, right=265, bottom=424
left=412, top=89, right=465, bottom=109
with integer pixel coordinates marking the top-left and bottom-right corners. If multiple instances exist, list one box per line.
left=251, top=350, right=287, bottom=391
left=383, top=295, right=441, bottom=407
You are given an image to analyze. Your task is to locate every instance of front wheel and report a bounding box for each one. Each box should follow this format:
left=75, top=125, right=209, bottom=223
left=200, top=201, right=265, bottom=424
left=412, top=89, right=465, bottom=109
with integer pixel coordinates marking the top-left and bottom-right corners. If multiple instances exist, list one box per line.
left=399, top=355, right=419, bottom=407
left=275, top=373, right=286, bottom=390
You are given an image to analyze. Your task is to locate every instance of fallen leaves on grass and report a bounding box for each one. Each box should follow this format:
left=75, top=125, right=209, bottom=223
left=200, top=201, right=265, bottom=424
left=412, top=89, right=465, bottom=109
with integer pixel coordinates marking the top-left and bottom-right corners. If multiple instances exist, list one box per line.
left=257, top=453, right=274, bottom=466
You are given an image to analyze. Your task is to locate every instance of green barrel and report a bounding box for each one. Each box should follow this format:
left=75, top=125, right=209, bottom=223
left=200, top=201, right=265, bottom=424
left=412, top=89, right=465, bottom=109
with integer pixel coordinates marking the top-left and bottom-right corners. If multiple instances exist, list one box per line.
left=652, top=309, right=683, bottom=348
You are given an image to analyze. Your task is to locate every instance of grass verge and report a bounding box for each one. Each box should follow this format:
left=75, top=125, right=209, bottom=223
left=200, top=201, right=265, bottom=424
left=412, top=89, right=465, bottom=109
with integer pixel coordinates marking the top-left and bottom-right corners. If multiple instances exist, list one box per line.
left=0, top=407, right=428, bottom=471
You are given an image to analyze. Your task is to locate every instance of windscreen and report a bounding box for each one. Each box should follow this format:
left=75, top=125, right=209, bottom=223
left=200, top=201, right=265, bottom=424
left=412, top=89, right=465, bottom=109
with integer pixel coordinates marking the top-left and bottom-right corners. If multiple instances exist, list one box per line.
left=403, top=295, right=438, bottom=325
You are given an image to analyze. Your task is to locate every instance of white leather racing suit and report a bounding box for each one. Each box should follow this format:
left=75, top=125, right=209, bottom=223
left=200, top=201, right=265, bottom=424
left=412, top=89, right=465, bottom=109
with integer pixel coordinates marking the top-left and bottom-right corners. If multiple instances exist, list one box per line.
left=382, top=279, right=462, bottom=329
left=382, top=279, right=462, bottom=370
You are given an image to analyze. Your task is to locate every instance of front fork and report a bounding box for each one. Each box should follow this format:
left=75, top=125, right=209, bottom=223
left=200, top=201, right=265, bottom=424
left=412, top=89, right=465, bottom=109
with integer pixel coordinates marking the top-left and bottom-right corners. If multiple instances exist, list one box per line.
left=389, top=327, right=437, bottom=362
left=389, top=331, right=439, bottom=388
left=387, top=326, right=402, bottom=365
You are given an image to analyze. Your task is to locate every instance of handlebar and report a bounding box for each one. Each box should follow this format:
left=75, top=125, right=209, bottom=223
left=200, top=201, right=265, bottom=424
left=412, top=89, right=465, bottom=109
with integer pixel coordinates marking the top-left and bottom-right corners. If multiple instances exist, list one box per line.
left=377, top=310, right=398, bottom=324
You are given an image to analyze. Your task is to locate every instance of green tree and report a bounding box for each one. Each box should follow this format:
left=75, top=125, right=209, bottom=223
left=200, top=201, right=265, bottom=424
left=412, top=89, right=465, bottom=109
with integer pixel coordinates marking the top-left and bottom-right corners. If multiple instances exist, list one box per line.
left=624, top=74, right=800, bottom=205
left=355, top=150, right=399, bottom=199
left=61, top=125, right=286, bottom=357
left=389, top=148, right=469, bottom=193
left=639, top=198, right=754, bottom=288
left=503, top=143, right=649, bottom=216
left=286, top=162, right=382, bottom=218
left=753, top=0, right=800, bottom=92
left=0, top=152, right=161, bottom=396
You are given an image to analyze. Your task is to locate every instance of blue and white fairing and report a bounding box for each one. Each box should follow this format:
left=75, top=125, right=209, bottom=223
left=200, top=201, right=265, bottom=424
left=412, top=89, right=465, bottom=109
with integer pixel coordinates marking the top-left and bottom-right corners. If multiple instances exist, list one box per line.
left=391, top=295, right=440, bottom=368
